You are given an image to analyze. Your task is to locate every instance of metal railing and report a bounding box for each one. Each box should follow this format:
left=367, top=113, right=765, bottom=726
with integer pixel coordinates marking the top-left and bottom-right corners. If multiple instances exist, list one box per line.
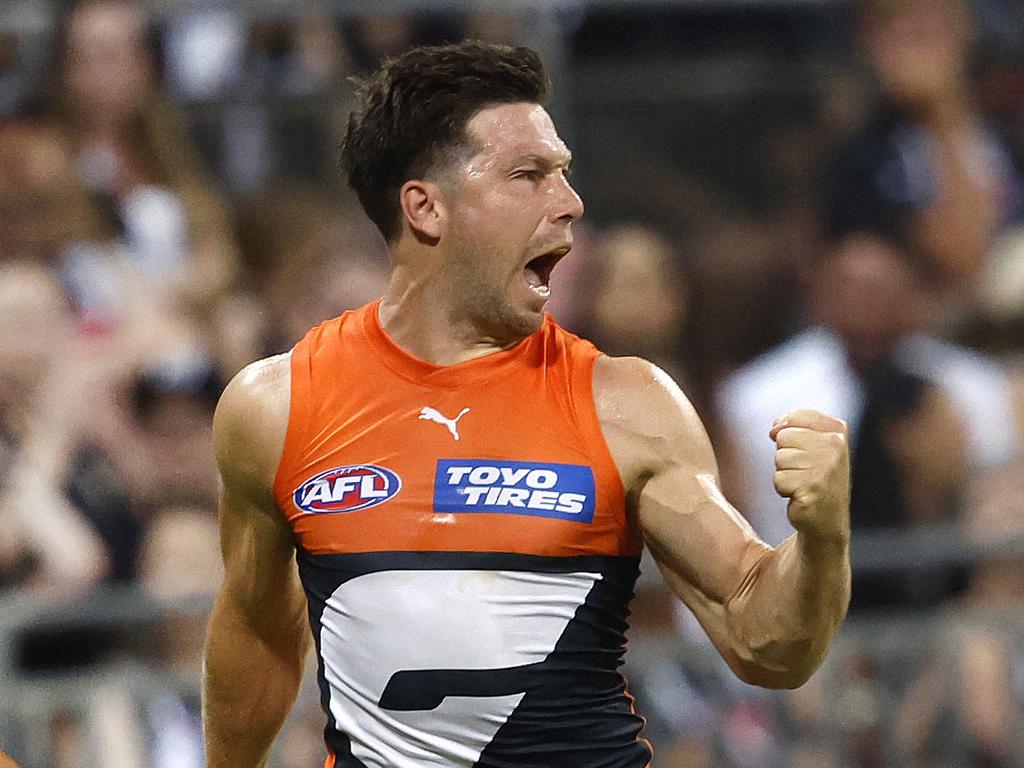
left=3, top=525, right=1023, bottom=765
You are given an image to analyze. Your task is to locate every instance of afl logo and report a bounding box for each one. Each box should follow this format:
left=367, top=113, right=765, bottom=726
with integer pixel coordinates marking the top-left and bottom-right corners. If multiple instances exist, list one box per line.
left=293, top=465, right=402, bottom=514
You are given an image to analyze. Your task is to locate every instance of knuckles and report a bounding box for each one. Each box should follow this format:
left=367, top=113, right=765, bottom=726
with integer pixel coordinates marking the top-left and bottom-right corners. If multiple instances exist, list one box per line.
left=825, top=430, right=848, bottom=452
left=773, top=432, right=849, bottom=504
left=771, top=423, right=851, bottom=533
left=773, top=431, right=849, bottom=471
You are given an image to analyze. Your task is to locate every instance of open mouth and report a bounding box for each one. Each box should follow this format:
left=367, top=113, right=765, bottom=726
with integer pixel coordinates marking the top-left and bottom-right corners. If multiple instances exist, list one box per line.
left=524, top=247, right=570, bottom=296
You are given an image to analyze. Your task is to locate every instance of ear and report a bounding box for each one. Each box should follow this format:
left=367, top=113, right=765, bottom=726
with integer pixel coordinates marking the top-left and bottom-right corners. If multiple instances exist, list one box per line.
left=399, top=180, right=446, bottom=241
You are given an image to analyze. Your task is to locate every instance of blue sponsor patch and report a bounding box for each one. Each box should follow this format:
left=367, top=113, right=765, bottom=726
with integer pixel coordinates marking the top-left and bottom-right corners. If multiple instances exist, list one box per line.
left=434, top=459, right=596, bottom=523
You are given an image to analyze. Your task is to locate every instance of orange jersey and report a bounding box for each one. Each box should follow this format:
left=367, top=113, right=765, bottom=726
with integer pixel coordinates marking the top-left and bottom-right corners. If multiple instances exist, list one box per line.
left=273, top=301, right=651, bottom=768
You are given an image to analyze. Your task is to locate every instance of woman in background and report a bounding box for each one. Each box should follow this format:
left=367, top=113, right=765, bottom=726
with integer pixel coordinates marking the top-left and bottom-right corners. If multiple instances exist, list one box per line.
left=38, top=0, right=242, bottom=368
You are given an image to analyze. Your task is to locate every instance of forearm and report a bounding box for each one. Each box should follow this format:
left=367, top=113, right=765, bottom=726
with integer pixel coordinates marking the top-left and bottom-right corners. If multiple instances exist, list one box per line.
left=203, top=589, right=308, bottom=768
left=724, top=531, right=850, bottom=688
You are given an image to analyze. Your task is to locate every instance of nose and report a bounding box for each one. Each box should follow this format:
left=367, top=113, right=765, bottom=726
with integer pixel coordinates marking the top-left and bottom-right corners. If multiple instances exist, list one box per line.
left=550, top=172, right=585, bottom=223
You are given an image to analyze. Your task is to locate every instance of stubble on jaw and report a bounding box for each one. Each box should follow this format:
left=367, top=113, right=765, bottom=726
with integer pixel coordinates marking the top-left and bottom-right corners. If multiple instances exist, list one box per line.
left=438, top=244, right=540, bottom=346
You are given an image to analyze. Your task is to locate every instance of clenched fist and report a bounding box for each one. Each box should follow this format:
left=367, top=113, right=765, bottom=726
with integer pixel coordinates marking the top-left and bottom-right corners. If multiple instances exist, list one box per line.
left=769, top=409, right=850, bottom=543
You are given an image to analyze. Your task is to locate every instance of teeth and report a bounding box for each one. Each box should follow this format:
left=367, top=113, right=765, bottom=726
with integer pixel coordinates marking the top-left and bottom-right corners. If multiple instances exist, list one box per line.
left=531, top=284, right=550, bottom=297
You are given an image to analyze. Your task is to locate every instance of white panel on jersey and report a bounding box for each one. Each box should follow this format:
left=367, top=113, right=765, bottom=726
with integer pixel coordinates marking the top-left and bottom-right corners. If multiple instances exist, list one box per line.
left=319, top=568, right=602, bottom=768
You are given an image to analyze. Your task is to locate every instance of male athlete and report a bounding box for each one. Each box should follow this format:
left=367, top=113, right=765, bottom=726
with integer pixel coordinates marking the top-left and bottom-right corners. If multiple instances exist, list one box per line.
left=203, top=41, right=851, bottom=768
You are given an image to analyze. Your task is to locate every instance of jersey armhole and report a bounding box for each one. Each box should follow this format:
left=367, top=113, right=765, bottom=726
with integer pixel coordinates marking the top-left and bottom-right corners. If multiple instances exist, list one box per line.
left=271, top=338, right=313, bottom=508
left=569, top=347, right=633, bottom=543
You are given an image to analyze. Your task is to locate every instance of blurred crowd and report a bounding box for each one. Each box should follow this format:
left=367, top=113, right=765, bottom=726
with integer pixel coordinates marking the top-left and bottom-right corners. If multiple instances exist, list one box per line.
left=1, top=0, right=1024, bottom=766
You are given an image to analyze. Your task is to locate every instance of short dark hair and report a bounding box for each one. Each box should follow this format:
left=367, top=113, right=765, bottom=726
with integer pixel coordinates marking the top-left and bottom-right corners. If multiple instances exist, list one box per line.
left=341, top=40, right=549, bottom=242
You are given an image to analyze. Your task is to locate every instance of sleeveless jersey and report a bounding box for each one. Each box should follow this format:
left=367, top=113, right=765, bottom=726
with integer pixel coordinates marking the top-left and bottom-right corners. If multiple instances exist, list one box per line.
left=273, top=301, right=652, bottom=768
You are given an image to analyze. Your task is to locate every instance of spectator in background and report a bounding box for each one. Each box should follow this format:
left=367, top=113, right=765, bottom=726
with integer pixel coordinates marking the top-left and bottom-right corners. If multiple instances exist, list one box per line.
left=108, top=346, right=221, bottom=516
left=716, top=229, right=1016, bottom=609
left=234, top=185, right=389, bottom=352
left=828, top=0, right=1023, bottom=294
left=0, top=110, right=221, bottom=587
left=0, top=264, right=108, bottom=594
left=0, top=112, right=224, bottom=593
left=894, top=465, right=1024, bottom=766
left=0, top=115, right=202, bottom=378
left=0, top=119, right=104, bottom=268
left=951, top=465, right=1024, bottom=766
left=37, top=0, right=239, bottom=369
left=581, top=224, right=692, bottom=389
left=130, top=506, right=224, bottom=768
left=0, top=113, right=216, bottom=596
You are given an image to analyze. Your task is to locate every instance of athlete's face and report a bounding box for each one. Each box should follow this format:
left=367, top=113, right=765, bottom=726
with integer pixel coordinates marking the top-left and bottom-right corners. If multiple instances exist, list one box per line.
left=438, top=103, right=584, bottom=340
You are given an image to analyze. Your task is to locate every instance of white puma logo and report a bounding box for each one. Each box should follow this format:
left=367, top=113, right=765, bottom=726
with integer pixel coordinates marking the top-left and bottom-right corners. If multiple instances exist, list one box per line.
left=418, top=406, right=471, bottom=441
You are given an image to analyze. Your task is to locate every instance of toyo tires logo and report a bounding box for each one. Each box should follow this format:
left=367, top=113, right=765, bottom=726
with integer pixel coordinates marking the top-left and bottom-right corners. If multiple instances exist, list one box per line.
left=433, top=459, right=595, bottom=523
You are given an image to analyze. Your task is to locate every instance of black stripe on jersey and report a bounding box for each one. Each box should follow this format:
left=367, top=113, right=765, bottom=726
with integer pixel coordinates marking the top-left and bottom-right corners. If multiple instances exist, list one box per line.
left=380, top=665, right=542, bottom=712
left=298, top=549, right=638, bottom=583
left=472, top=566, right=652, bottom=768
left=297, top=549, right=650, bottom=768
left=300, top=553, right=369, bottom=768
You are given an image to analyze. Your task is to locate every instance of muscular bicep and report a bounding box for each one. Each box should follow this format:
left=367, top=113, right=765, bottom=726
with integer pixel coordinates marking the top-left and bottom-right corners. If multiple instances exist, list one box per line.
left=204, top=358, right=309, bottom=765
left=635, top=417, right=770, bottom=608
left=596, top=356, right=769, bottom=608
left=211, top=355, right=306, bottom=638
left=217, top=474, right=305, bottom=626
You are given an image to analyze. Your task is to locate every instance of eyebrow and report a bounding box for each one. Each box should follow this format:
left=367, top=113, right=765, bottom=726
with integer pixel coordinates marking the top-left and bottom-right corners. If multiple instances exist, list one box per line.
left=512, top=152, right=572, bottom=170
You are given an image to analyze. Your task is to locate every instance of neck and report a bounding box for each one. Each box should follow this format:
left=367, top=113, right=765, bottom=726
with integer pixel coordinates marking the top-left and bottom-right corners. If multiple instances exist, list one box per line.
left=378, top=261, right=522, bottom=366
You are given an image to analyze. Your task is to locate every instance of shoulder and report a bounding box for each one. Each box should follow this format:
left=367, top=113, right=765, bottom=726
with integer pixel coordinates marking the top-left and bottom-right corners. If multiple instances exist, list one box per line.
left=593, top=355, right=715, bottom=479
left=541, top=315, right=599, bottom=356
left=593, top=354, right=679, bottom=404
left=593, top=355, right=705, bottom=438
left=213, top=353, right=291, bottom=489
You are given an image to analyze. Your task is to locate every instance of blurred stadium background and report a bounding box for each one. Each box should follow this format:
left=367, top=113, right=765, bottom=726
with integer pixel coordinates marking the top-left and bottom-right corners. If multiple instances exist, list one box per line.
left=2, top=0, right=1024, bottom=765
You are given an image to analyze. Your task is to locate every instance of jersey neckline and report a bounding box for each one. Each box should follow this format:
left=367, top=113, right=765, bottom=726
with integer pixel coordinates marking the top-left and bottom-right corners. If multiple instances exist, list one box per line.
left=360, top=299, right=544, bottom=386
